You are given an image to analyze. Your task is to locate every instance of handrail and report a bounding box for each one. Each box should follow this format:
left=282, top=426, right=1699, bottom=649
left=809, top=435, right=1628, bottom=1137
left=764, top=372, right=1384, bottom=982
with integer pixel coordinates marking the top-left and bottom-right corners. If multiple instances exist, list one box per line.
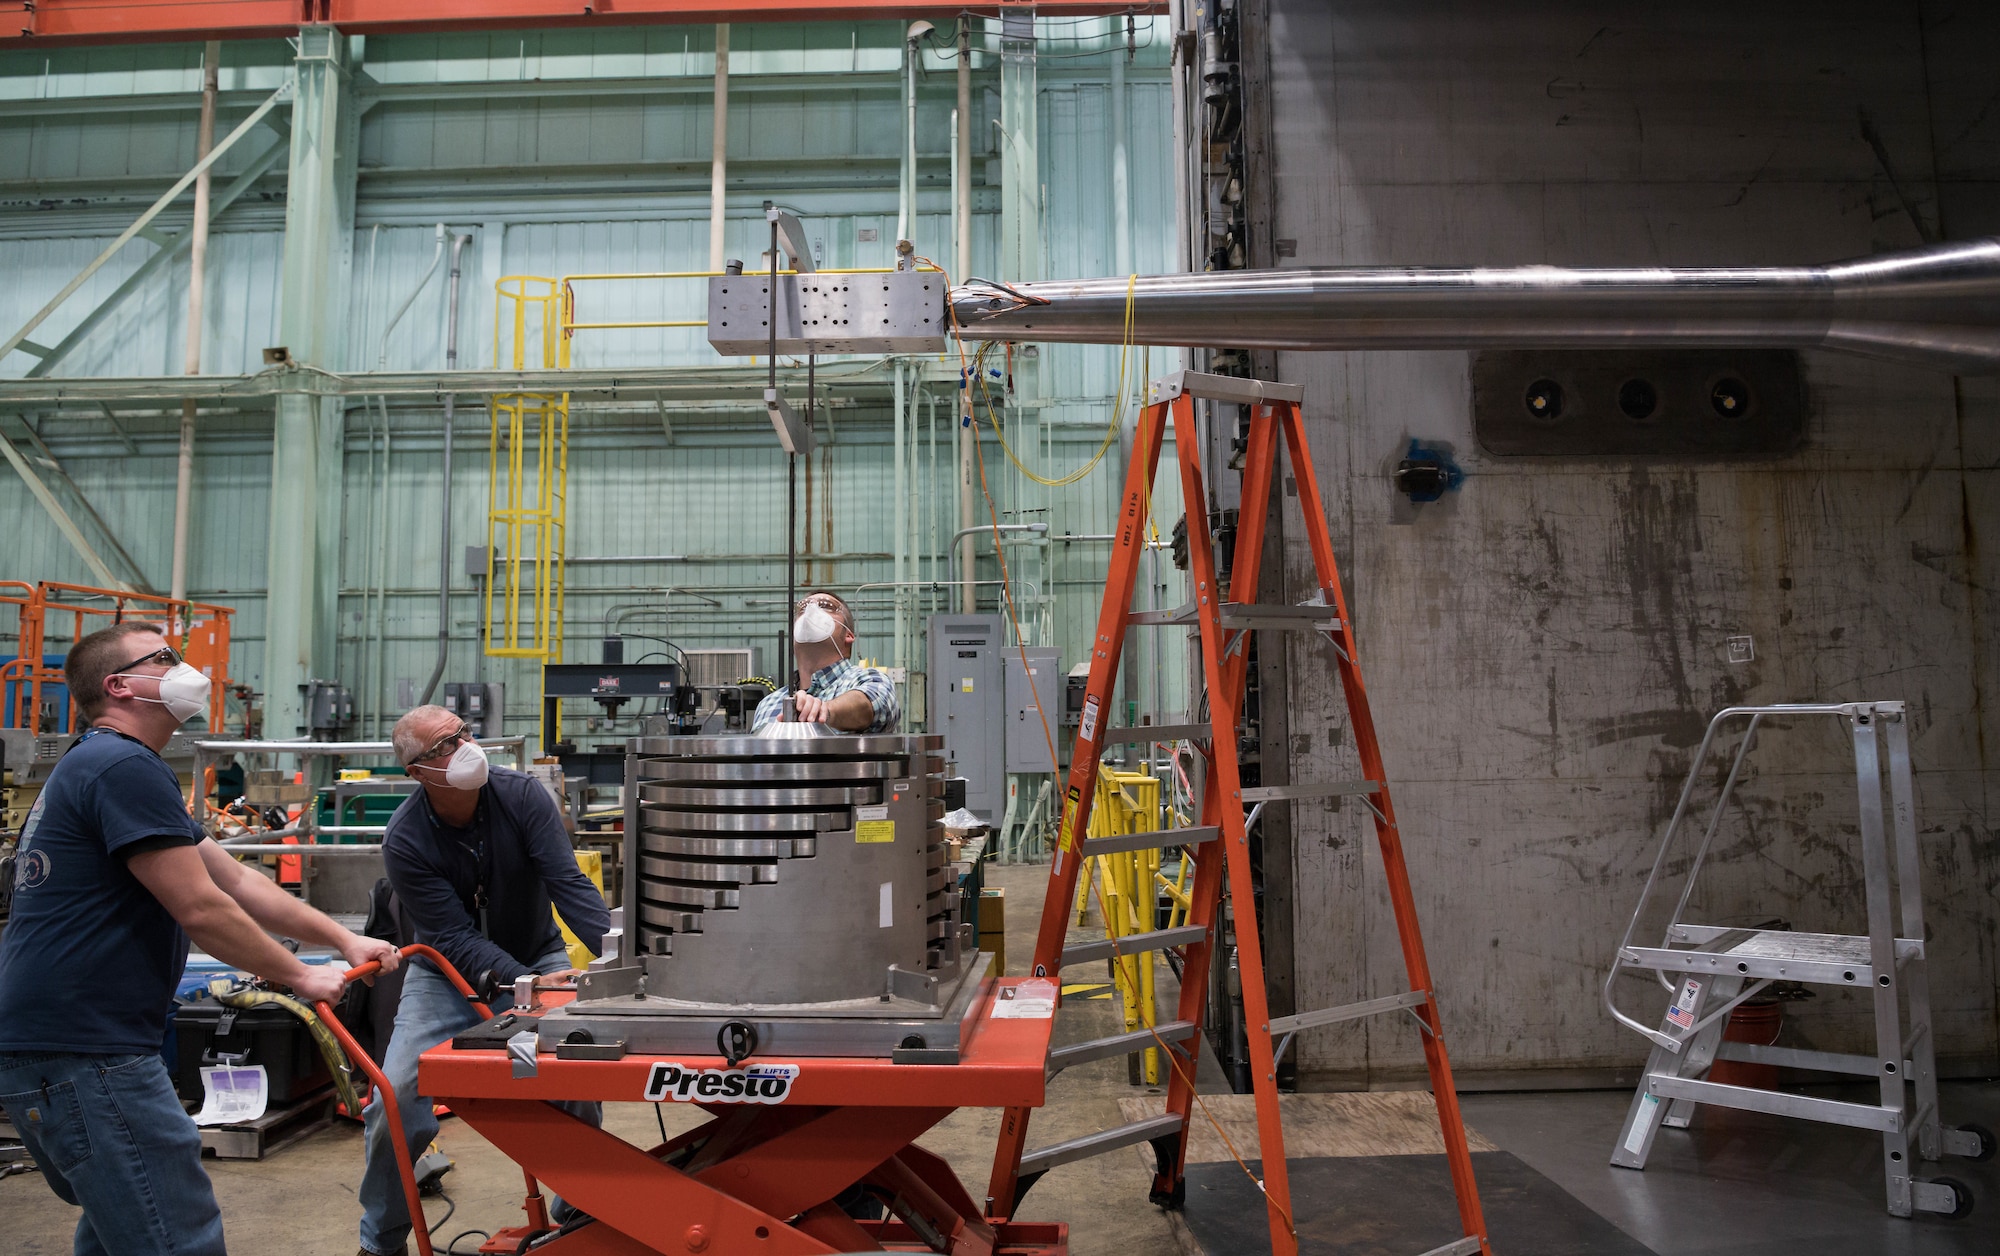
left=1602, top=702, right=1891, bottom=1048
left=310, top=943, right=491, bottom=1256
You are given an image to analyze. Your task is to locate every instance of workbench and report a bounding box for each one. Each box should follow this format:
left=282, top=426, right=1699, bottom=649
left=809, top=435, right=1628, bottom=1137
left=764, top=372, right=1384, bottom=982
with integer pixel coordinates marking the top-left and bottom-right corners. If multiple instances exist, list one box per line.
left=416, top=976, right=1066, bottom=1255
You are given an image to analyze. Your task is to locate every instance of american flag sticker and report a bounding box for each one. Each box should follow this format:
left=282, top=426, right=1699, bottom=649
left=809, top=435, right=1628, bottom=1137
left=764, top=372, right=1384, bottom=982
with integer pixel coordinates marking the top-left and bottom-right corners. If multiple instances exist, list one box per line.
left=1666, top=978, right=1701, bottom=1030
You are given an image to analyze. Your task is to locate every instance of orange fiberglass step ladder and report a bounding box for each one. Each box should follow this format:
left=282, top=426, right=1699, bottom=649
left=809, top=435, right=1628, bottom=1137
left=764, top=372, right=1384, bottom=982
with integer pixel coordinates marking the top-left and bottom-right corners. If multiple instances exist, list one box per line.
left=985, top=371, right=1492, bottom=1256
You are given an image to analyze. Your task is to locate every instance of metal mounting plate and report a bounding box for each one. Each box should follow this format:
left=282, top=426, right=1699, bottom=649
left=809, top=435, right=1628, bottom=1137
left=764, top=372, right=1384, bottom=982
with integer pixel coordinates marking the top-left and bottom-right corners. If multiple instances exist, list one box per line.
left=708, top=271, right=948, bottom=356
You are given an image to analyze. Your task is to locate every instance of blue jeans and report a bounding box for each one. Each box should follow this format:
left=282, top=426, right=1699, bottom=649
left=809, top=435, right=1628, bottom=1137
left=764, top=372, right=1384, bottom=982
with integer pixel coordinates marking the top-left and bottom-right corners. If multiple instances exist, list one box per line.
left=357, top=950, right=599, bottom=1256
left=0, top=1050, right=226, bottom=1256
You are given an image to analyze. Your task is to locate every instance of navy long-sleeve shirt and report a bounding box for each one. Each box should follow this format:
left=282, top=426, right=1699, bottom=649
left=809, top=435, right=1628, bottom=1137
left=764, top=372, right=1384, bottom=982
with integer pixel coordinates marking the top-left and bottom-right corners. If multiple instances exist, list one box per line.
left=381, top=767, right=609, bottom=985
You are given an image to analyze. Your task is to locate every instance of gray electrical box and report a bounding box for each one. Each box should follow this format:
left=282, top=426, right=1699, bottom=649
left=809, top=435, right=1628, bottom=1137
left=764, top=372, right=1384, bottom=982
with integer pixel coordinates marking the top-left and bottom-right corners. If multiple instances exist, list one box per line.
left=1003, top=648, right=1061, bottom=774
left=927, top=613, right=1004, bottom=825
left=443, top=682, right=506, bottom=739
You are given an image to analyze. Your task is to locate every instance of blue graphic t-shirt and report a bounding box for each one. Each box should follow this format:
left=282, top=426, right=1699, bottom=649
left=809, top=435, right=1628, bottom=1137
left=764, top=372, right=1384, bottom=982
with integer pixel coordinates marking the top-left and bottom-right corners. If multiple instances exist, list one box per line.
left=0, top=729, right=203, bottom=1054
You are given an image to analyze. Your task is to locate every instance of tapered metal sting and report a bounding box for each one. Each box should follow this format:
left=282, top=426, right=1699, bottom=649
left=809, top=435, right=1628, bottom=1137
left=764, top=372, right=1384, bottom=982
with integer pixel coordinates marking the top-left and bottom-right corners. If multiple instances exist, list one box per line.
left=950, top=239, right=2000, bottom=372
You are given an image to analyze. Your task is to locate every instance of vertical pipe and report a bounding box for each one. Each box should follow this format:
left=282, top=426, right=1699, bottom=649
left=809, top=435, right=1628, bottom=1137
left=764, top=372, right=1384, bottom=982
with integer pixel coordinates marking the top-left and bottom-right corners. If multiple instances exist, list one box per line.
left=899, top=33, right=917, bottom=247
left=1111, top=45, right=1131, bottom=279
left=955, top=22, right=976, bottom=613
left=708, top=25, right=730, bottom=272
left=774, top=220, right=793, bottom=693
left=894, top=359, right=908, bottom=669
left=420, top=233, right=472, bottom=707
left=170, top=41, right=220, bottom=608
left=1167, top=0, right=1191, bottom=276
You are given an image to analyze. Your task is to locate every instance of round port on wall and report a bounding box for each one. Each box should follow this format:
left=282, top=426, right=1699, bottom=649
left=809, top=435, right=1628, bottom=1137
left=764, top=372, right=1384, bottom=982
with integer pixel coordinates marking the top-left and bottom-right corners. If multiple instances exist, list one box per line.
left=1618, top=378, right=1659, bottom=420
left=1524, top=378, right=1565, bottom=422
left=1710, top=376, right=1752, bottom=419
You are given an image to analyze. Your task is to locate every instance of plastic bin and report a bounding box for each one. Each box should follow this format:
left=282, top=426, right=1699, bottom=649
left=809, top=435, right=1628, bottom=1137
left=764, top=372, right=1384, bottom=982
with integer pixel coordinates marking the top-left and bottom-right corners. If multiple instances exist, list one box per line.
left=171, top=996, right=332, bottom=1106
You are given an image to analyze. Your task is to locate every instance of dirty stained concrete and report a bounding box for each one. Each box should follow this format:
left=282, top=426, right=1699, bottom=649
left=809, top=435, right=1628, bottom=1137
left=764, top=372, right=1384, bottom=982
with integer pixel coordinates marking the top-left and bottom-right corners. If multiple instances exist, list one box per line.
left=1258, top=0, right=2000, bottom=1084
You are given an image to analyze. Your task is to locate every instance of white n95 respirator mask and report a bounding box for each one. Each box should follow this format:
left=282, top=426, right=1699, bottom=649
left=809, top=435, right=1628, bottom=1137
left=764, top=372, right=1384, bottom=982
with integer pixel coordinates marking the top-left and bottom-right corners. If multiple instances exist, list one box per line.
left=113, top=662, right=212, bottom=724
left=793, top=602, right=839, bottom=644
left=415, top=739, right=490, bottom=790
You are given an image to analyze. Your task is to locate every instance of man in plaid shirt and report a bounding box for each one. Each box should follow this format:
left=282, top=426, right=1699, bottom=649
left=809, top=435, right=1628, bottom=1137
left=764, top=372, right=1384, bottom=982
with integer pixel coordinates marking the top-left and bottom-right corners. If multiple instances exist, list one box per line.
left=752, top=591, right=901, bottom=733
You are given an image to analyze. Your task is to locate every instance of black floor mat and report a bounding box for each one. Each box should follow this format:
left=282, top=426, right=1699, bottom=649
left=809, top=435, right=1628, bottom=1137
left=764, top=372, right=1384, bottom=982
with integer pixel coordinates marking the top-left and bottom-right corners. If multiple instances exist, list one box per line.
left=1179, top=1152, right=1657, bottom=1256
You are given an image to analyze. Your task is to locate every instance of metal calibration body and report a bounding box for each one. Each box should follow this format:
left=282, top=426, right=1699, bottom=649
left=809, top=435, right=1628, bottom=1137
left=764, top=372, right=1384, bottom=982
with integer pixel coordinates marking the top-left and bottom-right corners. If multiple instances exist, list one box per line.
left=523, top=733, right=989, bottom=1062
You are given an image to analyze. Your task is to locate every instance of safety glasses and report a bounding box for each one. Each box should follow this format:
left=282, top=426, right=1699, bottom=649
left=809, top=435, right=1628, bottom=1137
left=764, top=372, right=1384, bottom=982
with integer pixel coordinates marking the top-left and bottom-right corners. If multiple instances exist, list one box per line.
left=113, top=645, right=183, bottom=673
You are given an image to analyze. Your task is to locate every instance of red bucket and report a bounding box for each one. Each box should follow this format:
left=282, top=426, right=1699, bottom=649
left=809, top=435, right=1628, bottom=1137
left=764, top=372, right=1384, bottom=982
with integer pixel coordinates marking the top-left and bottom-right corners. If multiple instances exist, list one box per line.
left=1708, top=1000, right=1783, bottom=1089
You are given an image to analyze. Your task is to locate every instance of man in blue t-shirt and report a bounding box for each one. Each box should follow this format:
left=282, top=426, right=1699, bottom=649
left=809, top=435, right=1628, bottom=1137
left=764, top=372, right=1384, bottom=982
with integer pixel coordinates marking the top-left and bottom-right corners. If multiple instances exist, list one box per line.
left=0, top=622, right=401, bottom=1256
left=356, top=703, right=610, bottom=1256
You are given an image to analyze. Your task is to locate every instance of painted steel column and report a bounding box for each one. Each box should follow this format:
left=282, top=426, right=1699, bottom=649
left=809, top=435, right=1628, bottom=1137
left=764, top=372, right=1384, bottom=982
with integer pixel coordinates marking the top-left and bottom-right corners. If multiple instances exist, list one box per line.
left=708, top=25, right=729, bottom=272
left=998, top=23, right=1040, bottom=292
left=955, top=23, right=976, bottom=614
left=171, top=40, right=219, bottom=607
left=265, top=27, right=358, bottom=739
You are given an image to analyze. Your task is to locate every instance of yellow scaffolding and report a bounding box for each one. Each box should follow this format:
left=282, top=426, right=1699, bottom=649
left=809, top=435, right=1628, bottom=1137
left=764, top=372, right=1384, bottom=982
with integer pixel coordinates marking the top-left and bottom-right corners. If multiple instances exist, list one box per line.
left=1074, top=767, right=1168, bottom=1084
left=486, top=277, right=569, bottom=681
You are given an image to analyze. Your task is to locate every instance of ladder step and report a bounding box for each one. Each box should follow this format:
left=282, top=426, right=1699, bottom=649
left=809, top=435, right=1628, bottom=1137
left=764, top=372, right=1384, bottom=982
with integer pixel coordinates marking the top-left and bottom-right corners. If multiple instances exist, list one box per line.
left=1216, top=603, right=1341, bottom=633
left=1061, top=925, right=1207, bottom=968
left=1081, top=826, right=1219, bottom=857
left=1125, top=601, right=1341, bottom=633
left=1622, top=928, right=1921, bottom=987
left=1241, top=780, right=1380, bottom=803
left=1415, top=1239, right=1485, bottom=1256
left=1098, top=722, right=1212, bottom=744
left=1047, top=1020, right=1198, bottom=1076
left=1268, top=989, right=1429, bottom=1035
left=1126, top=603, right=1199, bottom=627
left=1018, top=1114, right=1185, bottom=1178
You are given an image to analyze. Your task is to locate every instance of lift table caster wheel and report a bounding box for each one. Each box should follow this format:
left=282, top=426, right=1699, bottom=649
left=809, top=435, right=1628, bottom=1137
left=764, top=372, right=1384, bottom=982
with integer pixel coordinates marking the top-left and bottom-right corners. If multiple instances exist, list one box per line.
left=1917, top=1177, right=1975, bottom=1220
left=1949, top=1122, right=1996, bottom=1162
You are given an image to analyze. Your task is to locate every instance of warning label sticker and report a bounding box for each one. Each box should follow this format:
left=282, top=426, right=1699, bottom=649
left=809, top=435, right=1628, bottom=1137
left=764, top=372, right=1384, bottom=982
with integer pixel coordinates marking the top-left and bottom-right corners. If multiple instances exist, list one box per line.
left=1078, top=696, right=1100, bottom=743
left=1665, top=978, right=1701, bottom=1031
left=643, top=1063, right=800, bottom=1105
left=855, top=820, right=896, bottom=843
left=1056, top=785, right=1083, bottom=853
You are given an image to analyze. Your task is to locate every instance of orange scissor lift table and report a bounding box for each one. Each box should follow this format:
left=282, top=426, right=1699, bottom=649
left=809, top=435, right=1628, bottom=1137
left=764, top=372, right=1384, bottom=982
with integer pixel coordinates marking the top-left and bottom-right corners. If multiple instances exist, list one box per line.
left=412, top=978, right=1063, bottom=1256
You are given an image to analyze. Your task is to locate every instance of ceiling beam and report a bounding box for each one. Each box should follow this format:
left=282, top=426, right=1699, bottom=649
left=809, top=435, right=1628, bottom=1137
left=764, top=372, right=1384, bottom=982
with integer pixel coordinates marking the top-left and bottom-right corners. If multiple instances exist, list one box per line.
left=2, top=4, right=1161, bottom=48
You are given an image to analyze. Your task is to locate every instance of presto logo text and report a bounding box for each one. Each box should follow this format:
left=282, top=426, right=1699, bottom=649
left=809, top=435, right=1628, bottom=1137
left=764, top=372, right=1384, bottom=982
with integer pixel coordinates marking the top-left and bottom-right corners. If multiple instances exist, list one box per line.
left=642, top=1062, right=799, bottom=1105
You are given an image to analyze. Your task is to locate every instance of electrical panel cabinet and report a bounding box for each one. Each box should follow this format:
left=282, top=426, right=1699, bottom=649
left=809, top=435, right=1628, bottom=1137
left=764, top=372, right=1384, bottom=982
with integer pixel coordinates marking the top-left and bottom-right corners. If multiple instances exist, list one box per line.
left=927, top=614, right=1003, bottom=825
left=1003, top=648, right=1062, bottom=774
left=443, top=682, right=505, bottom=738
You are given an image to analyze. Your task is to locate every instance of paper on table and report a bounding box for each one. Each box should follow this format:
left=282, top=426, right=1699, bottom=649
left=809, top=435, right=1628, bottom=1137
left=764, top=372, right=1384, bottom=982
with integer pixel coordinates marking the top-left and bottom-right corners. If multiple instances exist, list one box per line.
left=990, top=977, right=1057, bottom=1020
left=192, top=1065, right=268, bottom=1126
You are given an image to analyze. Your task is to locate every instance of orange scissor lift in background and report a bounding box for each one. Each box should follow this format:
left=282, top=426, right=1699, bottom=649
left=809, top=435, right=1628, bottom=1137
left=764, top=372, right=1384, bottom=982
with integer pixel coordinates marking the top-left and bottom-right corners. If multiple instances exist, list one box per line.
left=1, top=579, right=234, bottom=733
left=985, top=371, right=1493, bottom=1256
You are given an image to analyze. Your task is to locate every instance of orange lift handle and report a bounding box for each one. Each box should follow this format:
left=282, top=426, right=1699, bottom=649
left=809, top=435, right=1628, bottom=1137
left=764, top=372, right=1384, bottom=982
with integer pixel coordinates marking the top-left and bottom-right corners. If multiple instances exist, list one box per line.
left=311, top=944, right=493, bottom=1256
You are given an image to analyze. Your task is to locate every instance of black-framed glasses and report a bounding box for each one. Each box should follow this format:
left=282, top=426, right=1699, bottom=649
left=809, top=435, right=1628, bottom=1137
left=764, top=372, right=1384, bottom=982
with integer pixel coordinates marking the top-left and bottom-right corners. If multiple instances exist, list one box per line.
left=415, top=724, right=472, bottom=764
left=113, top=645, right=182, bottom=674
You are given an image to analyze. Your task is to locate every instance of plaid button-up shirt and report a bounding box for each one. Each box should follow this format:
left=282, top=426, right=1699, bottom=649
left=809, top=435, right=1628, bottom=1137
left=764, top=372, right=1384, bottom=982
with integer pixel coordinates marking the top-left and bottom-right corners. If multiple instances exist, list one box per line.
left=751, top=658, right=901, bottom=734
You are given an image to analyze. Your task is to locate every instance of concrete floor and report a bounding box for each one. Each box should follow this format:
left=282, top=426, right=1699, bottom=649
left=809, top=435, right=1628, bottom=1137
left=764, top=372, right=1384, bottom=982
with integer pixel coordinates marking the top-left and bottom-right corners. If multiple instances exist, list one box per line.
left=5, top=860, right=1996, bottom=1254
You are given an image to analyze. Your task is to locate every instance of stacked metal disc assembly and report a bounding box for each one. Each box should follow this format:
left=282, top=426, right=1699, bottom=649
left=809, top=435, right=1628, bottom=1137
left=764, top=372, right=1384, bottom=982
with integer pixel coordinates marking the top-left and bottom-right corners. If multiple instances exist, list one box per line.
left=536, top=732, right=990, bottom=1059
left=623, top=733, right=961, bottom=1006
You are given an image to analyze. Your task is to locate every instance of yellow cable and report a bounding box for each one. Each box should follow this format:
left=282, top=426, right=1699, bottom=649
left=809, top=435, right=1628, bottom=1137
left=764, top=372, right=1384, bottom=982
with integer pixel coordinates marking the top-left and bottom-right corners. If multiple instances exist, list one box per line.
left=979, top=274, right=1138, bottom=488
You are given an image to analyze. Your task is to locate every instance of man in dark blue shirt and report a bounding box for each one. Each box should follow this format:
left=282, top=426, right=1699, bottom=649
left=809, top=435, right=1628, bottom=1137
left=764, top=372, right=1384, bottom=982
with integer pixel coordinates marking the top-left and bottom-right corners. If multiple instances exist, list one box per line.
left=0, top=622, right=400, bottom=1256
left=357, top=704, right=610, bottom=1256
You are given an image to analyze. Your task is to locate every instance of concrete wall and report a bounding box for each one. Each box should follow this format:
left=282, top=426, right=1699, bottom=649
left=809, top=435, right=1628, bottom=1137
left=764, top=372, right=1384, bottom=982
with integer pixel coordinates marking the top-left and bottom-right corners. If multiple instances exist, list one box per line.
left=1256, top=0, right=2000, bottom=1085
